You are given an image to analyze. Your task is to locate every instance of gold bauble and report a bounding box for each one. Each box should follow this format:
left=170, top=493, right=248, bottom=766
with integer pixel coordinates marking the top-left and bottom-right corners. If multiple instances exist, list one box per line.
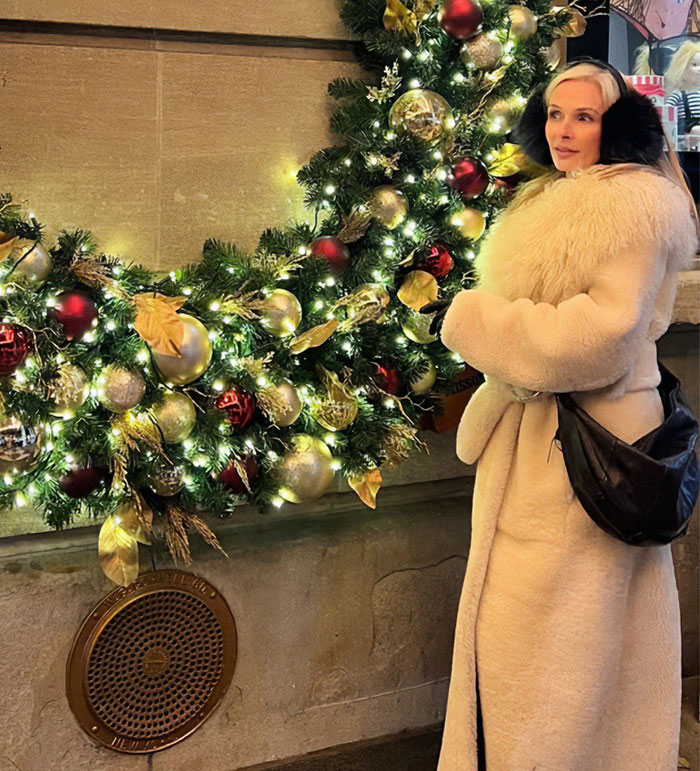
left=508, top=5, right=537, bottom=39
left=277, top=434, right=335, bottom=504
left=371, top=186, right=408, bottom=230
left=460, top=34, right=503, bottom=70
left=540, top=42, right=562, bottom=69
left=151, top=314, right=212, bottom=385
left=147, top=462, right=184, bottom=496
left=49, top=364, right=89, bottom=416
left=450, top=207, right=486, bottom=241
left=153, top=391, right=196, bottom=443
left=9, top=239, right=52, bottom=285
left=484, top=97, right=520, bottom=135
left=0, top=417, right=42, bottom=472
left=389, top=89, right=453, bottom=143
left=259, top=289, right=302, bottom=338
left=97, top=365, right=146, bottom=413
left=409, top=361, right=437, bottom=394
left=270, top=380, right=302, bottom=427
left=561, top=9, right=586, bottom=37
left=401, top=310, right=438, bottom=344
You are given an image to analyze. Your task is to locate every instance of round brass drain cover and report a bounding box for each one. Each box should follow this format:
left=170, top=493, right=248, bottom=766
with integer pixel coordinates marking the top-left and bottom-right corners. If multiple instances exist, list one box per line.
left=66, top=569, right=237, bottom=753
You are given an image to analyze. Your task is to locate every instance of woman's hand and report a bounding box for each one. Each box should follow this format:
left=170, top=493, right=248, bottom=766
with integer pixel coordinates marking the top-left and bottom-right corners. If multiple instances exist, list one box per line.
left=419, top=298, right=453, bottom=336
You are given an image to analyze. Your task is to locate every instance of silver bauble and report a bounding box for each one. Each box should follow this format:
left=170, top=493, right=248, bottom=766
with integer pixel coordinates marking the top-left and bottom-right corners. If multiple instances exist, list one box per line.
left=270, top=380, right=302, bottom=427
left=259, top=290, right=302, bottom=338
left=97, top=365, right=146, bottom=413
left=147, top=463, right=184, bottom=496
left=50, top=364, right=89, bottom=416
left=151, top=314, right=213, bottom=385
left=460, top=34, right=503, bottom=70
left=409, top=361, right=437, bottom=394
left=277, top=434, right=335, bottom=504
left=153, top=391, right=197, bottom=443
left=0, top=417, right=42, bottom=472
left=10, top=240, right=52, bottom=285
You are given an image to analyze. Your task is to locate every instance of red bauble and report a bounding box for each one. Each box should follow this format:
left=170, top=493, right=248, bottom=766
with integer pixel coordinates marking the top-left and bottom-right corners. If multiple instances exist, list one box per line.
left=215, top=386, right=256, bottom=429
left=0, top=324, right=30, bottom=375
left=448, top=158, right=490, bottom=199
left=493, top=177, right=518, bottom=198
left=52, top=290, right=98, bottom=341
left=218, top=456, right=259, bottom=494
left=418, top=244, right=454, bottom=278
left=376, top=363, right=401, bottom=395
left=310, top=236, right=350, bottom=276
left=59, top=466, right=106, bottom=498
left=438, top=0, right=484, bottom=40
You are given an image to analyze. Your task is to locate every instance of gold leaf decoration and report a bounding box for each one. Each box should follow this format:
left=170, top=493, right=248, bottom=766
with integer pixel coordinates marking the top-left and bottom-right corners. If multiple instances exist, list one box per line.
left=114, top=492, right=153, bottom=545
left=414, top=0, right=438, bottom=20
left=335, top=283, right=391, bottom=331
left=290, top=319, right=339, bottom=354
left=98, top=514, right=139, bottom=586
left=0, top=231, right=18, bottom=261
left=384, top=0, right=418, bottom=36
left=397, top=270, right=438, bottom=311
left=133, top=292, right=188, bottom=356
left=348, top=468, right=383, bottom=509
left=337, top=208, right=373, bottom=243
left=312, top=367, right=359, bottom=432
left=110, top=412, right=168, bottom=494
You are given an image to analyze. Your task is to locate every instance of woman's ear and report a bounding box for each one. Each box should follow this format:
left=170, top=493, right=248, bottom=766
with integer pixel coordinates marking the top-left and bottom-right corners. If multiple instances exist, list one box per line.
left=511, top=84, right=553, bottom=166
left=599, top=89, right=664, bottom=165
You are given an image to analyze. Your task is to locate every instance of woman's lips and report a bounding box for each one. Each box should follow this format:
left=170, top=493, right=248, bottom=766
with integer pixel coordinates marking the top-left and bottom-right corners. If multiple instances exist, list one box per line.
left=555, top=148, right=578, bottom=156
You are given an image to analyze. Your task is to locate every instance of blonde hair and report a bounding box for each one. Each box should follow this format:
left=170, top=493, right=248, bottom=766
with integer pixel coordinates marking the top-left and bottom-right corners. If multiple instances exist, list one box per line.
left=664, top=40, right=700, bottom=92
left=509, top=63, right=700, bottom=242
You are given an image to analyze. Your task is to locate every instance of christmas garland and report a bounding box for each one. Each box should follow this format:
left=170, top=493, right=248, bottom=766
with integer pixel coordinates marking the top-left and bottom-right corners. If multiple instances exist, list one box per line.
left=0, top=0, right=578, bottom=584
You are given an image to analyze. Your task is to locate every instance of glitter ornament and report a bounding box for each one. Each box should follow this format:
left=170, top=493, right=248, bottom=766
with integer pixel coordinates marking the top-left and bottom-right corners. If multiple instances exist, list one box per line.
left=277, top=435, right=335, bottom=504
left=215, top=386, right=256, bottom=430
left=438, top=0, right=484, bottom=40
left=151, top=314, right=212, bottom=385
left=448, top=157, right=489, bottom=199
left=370, top=186, right=408, bottom=230
left=52, top=290, right=98, bottom=342
left=49, top=364, right=89, bottom=416
left=268, top=380, right=302, bottom=427
left=460, top=33, right=502, bottom=70
left=259, top=289, right=302, bottom=338
left=0, top=418, right=42, bottom=472
left=97, top=365, right=146, bottom=413
left=147, top=462, right=184, bottom=497
left=389, top=89, right=453, bottom=143
left=310, top=236, right=350, bottom=276
left=0, top=324, right=30, bottom=376
left=153, top=391, right=196, bottom=444
left=418, top=244, right=454, bottom=278
left=9, top=239, right=52, bottom=285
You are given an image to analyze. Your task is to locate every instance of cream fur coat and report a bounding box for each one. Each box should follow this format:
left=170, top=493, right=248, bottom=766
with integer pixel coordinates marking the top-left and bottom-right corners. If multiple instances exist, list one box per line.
left=436, top=162, right=698, bottom=771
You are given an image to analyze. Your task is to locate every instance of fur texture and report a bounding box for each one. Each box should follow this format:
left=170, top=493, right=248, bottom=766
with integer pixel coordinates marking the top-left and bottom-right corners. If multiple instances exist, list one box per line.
left=436, top=163, right=696, bottom=770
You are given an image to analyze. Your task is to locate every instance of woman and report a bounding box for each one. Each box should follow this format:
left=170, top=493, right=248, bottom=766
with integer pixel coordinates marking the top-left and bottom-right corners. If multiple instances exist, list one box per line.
left=435, top=59, right=700, bottom=771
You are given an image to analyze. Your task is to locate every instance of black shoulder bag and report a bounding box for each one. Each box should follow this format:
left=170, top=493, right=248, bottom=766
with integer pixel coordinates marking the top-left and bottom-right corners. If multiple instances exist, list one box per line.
left=553, top=361, right=699, bottom=546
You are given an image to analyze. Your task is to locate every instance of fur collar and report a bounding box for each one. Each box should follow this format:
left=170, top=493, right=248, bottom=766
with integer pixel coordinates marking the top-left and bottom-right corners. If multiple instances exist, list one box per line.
left=473, top=163, right=698, bottom=305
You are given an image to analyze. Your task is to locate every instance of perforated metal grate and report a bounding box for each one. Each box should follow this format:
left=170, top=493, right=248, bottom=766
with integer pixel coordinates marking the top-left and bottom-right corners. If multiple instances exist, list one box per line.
left=67, top=570, right=237, bottom=753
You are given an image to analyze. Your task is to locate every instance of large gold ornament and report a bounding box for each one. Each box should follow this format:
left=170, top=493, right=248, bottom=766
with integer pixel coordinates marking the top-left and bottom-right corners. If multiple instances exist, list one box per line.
left=9, top=239, right=52, bottom=285
left=409, top=360, right=437, bottom=393
left=277, top=434, right=335, bottom=503
left=397, top=270, right=438, bottom=311
left=508, top=5, right=537, bottom=39
left=147, top=462, right=184, bottom=496
left=401, top=310, right=438, bottom=343
left=153, top=391, right=196, bottom=443
left=49, top=364, right=89, bottom=416
left=312, top=369, right=358, bottom=432
left=97, top=365, right=146, bottom=413
left=370, top=186, right=408, bottom=229
left=389, top=89, right=453, bottom=143
left=259, top=289, right=302, bottom=338
left=0, top=417, right=42, bottom=472
left=151, top=314, right=212, bottom=385
left=460, top=33, right=503, bottom=70
left=268, top=380, right=302, bottom=427
left=450, top=207, right=486, bottom=240
left=561, top=9, right=586, bottom=37
left=484, top=97, right=521, bottom=135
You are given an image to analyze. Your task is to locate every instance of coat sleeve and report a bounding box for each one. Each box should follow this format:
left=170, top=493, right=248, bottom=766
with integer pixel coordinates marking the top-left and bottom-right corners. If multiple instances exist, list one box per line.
left=440, top=238, right=668, bottom=393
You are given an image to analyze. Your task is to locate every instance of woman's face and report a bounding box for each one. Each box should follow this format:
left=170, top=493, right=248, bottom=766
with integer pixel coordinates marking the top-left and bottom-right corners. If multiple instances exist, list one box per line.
left=545, top=79, right=605, bottom=172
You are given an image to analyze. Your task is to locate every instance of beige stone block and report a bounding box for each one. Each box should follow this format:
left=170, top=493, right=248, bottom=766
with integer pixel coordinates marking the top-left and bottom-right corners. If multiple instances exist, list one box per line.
left=0, top=43, right=159, bottom=260
left=0, top=0, right=351, bottom=41
left=155, top=52, right=364, bottom=269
